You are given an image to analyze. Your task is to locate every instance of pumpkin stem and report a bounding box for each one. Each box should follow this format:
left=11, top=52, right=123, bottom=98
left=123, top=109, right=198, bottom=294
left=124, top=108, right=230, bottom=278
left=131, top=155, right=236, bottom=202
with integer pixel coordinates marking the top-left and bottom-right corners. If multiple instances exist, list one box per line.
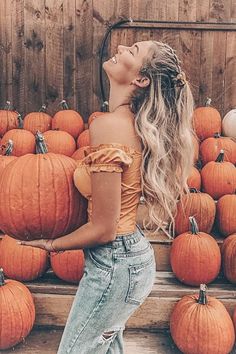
left=189, top=216, right=199, bottom=234
left=0, top=268, right=5, bottom=286
left=205, top=97, right=212, bottom=107
left=213, top=132, right=221, bottom=138
left=4, top=140, right=14, bottom=156
left=189, top=188, right=200, bottom=193
left=197, top=284, right=208, bottom=304
left=215, top=149, right=224, bottom=162
left=17, top=114, right=24, bottom=129
left=59, top=100, right=69, bottom=110
left=35, top=131, right=48, bottom=154
left=39, top=104, right=47, bottom=113
left=4, top=101, right=11, bottom=110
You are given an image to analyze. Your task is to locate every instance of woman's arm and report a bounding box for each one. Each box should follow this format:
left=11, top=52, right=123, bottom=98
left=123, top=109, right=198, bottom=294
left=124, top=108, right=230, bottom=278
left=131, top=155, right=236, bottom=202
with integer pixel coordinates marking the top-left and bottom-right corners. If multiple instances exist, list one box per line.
left=20, top=114, right=122, bottom=251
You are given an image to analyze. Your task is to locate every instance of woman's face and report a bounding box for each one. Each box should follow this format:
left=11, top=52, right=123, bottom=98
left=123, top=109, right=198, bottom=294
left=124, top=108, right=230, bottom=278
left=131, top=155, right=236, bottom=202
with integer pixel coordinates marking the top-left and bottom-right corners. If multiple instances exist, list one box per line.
left=103, top=40, right=152, bottom=85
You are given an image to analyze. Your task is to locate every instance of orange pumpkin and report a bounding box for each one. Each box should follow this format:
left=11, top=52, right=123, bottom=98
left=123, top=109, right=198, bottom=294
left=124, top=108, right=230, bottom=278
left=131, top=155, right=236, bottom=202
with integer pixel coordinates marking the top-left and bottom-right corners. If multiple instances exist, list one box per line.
left=170, top=284, right=235, bottom=354
left=221, top=234, right=236, bottom=283
left=216, top=194, right=236, bottom=236
left=50, top=249, right=84, bottom=283
left=0, top=102, right=19, bottom=137
left=171, top=217, right=221, bottom=285
left=0, top=140, right=17, bottom=175
left=88, top=111, right=104, bottom=126
left=77, top=129, right=90, bottom=148
left=0, top=134, right=87, bottom=240
left=187, top=166, right=201, bottom=189
left=43, top=130, right=76, bottom=156
left=0, top=235, right=49, bottom=281
left=52, top=100, right=84, bottom=139
left=71, top=146, right=88, bottom=160
left=0, top=268, right=35, bottom=350
left=193, top=98, right=222, bottom=141
left=201, top=150, right=236, bottom=199
left=23, top=105, right=52, bottom=135
left=200, top=133, right=236, bottom=166
left=174, top=189, right=216, bottom=235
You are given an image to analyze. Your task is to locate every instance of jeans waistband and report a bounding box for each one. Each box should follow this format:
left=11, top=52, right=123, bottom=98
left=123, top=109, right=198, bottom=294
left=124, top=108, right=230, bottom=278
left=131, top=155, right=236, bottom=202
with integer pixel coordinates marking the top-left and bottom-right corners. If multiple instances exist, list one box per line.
left=105, top=224, right=145, bottom=250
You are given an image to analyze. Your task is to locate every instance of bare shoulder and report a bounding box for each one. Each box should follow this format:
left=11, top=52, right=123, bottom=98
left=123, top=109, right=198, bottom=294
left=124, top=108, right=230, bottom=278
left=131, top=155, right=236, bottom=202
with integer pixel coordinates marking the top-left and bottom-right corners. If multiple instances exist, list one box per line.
left=89, top=111, right=140, bottom=149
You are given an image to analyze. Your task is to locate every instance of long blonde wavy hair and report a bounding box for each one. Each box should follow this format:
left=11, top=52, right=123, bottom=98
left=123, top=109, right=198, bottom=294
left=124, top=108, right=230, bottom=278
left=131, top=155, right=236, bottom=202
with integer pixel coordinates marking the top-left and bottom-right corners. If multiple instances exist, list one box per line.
left=130, top=41, right=195, bottom=238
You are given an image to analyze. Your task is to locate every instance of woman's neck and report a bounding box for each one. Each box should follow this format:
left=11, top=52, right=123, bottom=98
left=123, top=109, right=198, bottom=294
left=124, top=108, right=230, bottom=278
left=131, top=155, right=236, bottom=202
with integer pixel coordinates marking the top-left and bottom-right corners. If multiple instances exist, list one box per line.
left=108, top=83, right=133, bottom=112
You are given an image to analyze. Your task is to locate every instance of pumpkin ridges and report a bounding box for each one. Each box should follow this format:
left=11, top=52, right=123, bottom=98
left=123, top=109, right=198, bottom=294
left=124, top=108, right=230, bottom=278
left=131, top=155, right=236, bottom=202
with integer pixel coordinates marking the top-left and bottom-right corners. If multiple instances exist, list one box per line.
left=217, top=195, right=236, bottom=236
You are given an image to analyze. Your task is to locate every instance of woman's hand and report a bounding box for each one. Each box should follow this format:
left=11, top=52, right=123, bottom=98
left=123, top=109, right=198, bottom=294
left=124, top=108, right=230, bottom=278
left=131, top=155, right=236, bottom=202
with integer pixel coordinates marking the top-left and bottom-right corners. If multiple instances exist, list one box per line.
left=18, top=238, right=56, bottom=252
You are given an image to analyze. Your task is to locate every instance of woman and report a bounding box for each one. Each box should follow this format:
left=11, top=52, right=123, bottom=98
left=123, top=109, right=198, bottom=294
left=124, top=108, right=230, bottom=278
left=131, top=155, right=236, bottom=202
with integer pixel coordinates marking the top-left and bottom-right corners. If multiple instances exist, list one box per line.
left=19, top=40, right=194, bottom=353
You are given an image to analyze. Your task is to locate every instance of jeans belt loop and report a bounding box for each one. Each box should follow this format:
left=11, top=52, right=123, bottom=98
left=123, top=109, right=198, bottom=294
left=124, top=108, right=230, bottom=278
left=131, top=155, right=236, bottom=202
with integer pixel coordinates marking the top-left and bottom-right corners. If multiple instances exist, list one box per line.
left=122, top=237, right=131, bottom=252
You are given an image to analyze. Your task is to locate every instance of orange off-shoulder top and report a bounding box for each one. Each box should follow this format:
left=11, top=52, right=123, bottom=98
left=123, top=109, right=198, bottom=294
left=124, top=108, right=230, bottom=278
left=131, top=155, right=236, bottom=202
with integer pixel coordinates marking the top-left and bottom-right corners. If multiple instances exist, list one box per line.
left=73, top=143, right=142, bottom=235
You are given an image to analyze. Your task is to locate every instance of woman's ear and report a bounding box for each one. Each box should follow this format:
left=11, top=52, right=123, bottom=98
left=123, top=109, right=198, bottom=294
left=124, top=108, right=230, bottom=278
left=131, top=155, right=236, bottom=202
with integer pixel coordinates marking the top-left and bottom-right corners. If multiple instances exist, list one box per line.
left=131, top=76, right=150, bottom=88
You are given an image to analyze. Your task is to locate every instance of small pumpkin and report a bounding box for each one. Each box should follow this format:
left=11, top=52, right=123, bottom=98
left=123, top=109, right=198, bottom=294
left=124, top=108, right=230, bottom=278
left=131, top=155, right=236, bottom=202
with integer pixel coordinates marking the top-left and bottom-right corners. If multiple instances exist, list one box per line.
left=50, top=249, right=84, bottom=283
left=222, top=109, right=236, bottom=138
left=193, top=98, right=222, bottom=141
left=174, top=189, right=216, bottom=235
left=0, top=235, right=49, bottom=281
left=187, top=166, right=201, bottom=190
left=1, top=115, right=35, bottom=156
left=201, top=150, right=236, bottom=199
left=221, top=234, right=236, bottom=283
left=200, top=133, right=236, bottom=165
left=0, top=101, right=19, bottom=137
left=23, top=104, right=52, bottom=135
left=0, top=140, right=17, bottom=175
left=52, top=100, right=84, bottom=139
left=43, top=130, right=76, bottom=156
left=0, top=268, right=35, bottom=350
left=0, top=133, right=87, bottom=240
left=216, top=194, right=236, bottom=236
left=170, top=284, right=235, bottom=354
left=77, top=129, right=90, bottom=148
left=71, top=146, right=88, bottom=160
left=171, top=217, right=221, bottom=285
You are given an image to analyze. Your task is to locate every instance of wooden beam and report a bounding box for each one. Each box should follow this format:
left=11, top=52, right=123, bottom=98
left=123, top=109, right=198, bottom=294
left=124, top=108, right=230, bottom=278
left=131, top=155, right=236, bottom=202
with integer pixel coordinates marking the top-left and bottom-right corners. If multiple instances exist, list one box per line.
left=119, top=21, right=236, bottom=31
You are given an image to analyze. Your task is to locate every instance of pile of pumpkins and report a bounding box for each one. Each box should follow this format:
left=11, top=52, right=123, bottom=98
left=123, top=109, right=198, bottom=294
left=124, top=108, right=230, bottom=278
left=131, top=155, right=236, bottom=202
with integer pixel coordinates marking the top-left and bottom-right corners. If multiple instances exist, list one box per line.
left=0, top=100, right=101, bottom=350
left=170, top=99, right=236, bottom=354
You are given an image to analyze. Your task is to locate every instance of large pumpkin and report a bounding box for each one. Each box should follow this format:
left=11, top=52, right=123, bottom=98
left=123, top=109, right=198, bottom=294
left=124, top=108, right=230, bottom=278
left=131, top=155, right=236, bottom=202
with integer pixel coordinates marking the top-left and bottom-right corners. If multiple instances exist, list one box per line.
left=0, top=135, right=87, bottom=240
left=50, top=249, right=84, bottom=283
left=174, top=189, right=216, bottom=235
left=1, top=116, right=35, bottom=156
left=193, top=98, right=222, bottom=141
left=216, top=194, right=236, bottom=236
left=0, top=235, right=49, bottom=281
left=0, top=102, right=19, bottom=137
left=201, top=150, right=236, bottom=199
left=170, top=284, right=235, bottom=354
left=221, top=234, right=236, bottom=283
left=43, top=130, right=76, bottom=156
left=200, top=133, right=236, bottom=165
left=0, top=269, right=35, bottom=350
left=0, top=140, right=17, bottom=175
left=171, top=217, right=221, bottom=285
left=222, top=109, right=236, bottom=138
left=52, top=100, right=84, bottom=139
left=23, top=104, right=52, bottom=135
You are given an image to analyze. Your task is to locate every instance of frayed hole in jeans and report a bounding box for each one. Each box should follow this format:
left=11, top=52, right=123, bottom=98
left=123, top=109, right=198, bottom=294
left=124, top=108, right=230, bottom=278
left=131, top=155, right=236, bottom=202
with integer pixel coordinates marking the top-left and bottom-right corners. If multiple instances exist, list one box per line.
left=99, top=330, right=117, bottom=344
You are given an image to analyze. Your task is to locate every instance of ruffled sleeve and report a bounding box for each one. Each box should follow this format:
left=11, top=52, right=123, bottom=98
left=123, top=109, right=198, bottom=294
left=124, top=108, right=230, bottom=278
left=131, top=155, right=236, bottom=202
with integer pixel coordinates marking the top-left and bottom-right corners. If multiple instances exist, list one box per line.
left=80, top=145, right=134, bottom=173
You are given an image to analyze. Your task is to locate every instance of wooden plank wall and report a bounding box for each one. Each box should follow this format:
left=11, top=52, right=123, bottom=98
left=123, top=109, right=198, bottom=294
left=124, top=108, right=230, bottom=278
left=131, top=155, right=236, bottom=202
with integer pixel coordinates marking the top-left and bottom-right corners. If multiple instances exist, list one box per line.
left=0, top=0, right=235, bottom=121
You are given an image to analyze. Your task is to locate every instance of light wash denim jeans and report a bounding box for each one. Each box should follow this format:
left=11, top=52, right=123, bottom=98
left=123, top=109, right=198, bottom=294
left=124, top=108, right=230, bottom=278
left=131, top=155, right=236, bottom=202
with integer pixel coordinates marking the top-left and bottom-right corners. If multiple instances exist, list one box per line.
left=57, top=224, right=156, bottom=354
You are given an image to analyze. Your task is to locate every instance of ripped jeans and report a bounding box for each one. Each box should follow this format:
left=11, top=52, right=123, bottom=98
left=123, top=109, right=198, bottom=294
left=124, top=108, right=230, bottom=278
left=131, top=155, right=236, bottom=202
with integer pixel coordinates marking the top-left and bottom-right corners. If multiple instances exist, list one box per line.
left=57, top=224, right=156, bottom=354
